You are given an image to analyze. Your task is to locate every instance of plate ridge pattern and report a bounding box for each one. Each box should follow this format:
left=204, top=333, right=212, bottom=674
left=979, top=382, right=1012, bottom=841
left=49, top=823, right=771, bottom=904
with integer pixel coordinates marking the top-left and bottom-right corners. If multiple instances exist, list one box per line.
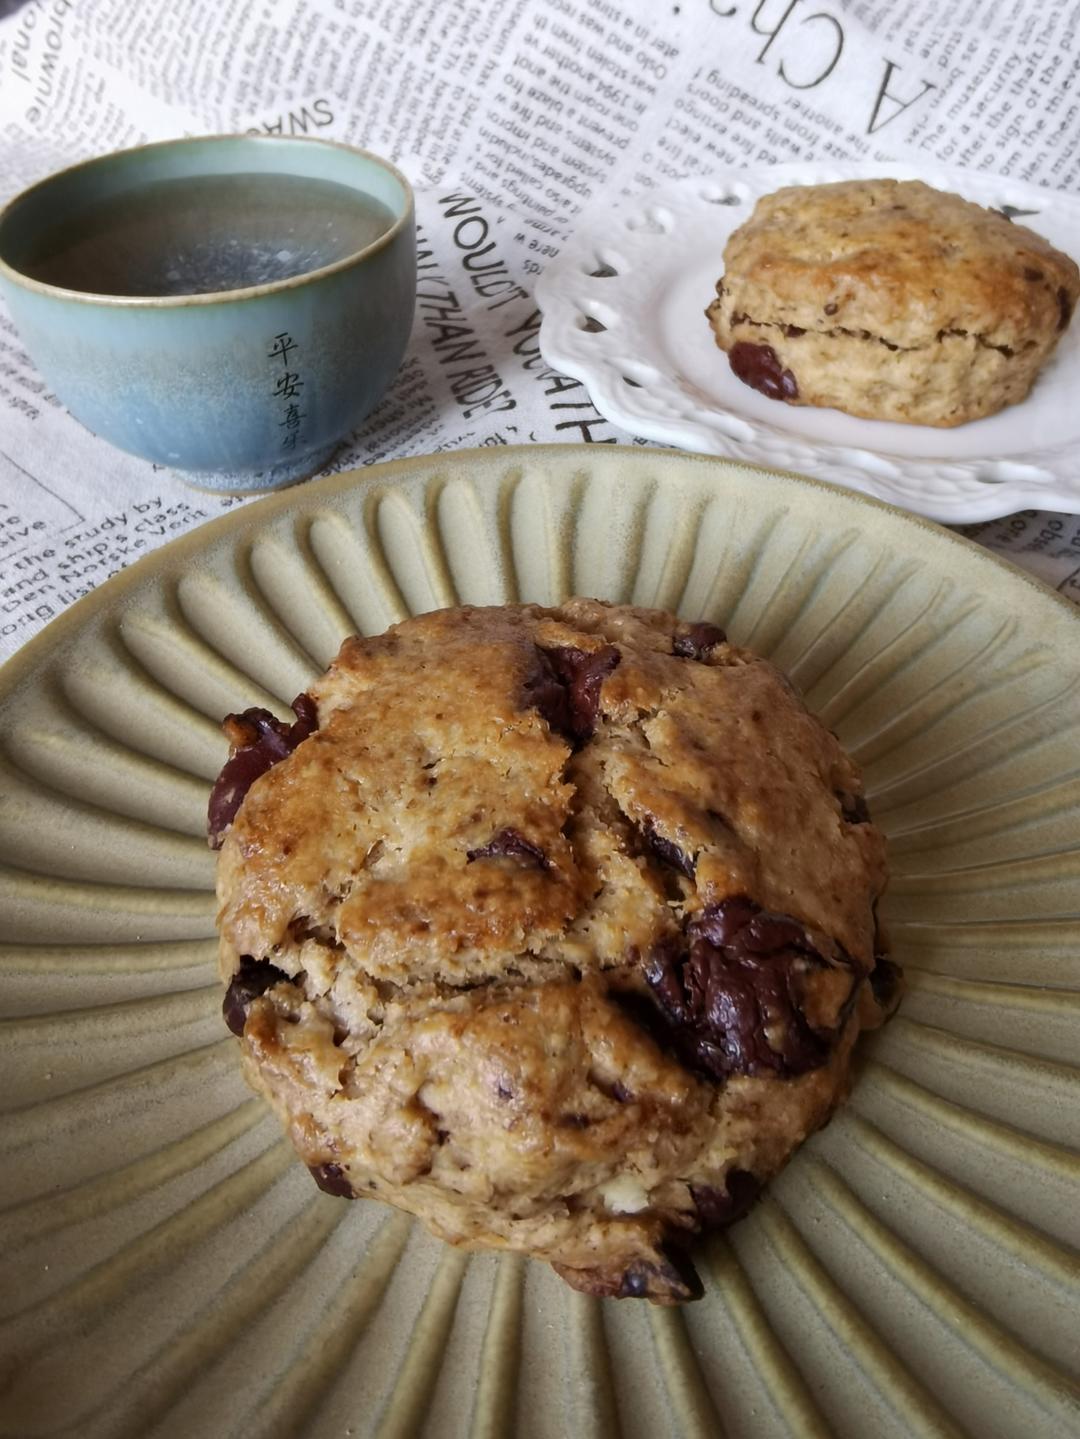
left=1, top=447, right=1077, bottom=1436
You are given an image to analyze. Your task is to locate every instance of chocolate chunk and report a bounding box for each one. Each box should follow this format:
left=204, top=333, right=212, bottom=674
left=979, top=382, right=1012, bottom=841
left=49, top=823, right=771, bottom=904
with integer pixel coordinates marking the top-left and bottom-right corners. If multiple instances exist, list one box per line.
left=526, top=644, right=620, bottom=744
left=550, top=643, right=621, bottom=742
left=586, top=1069, right=633, bottom=1104
left=623, top=1248, right=703, bottom=1303
left=824, top=301, right=839, bottom=315
left=1059, top=286, right=1074, bottom=332
left=467, top=827, right=550, bottom=870
left=869, top=955, right=902, bottom=1012
left=782, top=324, right=805, bottom=338
left=641, top=897, right=851, bottom=1080
left=522, top=649, right=567, bottom=735
left=308, top=1161, right=356, bottom=1198
left=838, top=791, right=870, bottom=825
left=672, top=621, right=727, bottom=660
left=685, top=895, right=759, bottom=948
left=691, top=1169, right=761, bottom=1229
left=554, top=1249, right=704, bottom=1304
left=1023, top=267, right=1044, bottom=282
left=641, top=821, right=696, bottom=880
left=728, top=342, right=798, bottom=402
left=208, top=693, right=318, bottom=848
left=222, top=956, right=290, bottom=1036
left=618, top=1266, right=650, bottom=1298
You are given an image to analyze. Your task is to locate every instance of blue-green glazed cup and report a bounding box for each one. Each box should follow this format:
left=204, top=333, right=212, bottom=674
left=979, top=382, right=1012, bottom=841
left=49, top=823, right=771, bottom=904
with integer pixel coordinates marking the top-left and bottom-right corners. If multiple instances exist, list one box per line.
left=0, top=136, right=415, bottom=491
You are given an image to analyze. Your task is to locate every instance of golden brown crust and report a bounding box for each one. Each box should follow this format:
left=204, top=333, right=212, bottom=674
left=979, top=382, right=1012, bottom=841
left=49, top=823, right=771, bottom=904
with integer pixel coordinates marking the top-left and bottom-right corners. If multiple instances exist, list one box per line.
left=706, top=178, right=1079, bottom=426
left=214, top=600, right=892, bottom=1301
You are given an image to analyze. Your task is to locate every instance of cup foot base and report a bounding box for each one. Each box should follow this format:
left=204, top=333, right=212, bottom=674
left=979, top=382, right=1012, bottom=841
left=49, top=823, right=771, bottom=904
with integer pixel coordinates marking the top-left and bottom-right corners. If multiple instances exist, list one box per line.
left=173, top=442, right=341, bottom=495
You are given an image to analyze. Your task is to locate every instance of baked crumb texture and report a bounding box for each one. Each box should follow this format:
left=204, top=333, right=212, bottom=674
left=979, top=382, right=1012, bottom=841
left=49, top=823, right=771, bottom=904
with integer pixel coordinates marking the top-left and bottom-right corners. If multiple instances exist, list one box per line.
left=706, top=178, right=1080, bottom=427
left=211, top=600, right=895, bottom=1303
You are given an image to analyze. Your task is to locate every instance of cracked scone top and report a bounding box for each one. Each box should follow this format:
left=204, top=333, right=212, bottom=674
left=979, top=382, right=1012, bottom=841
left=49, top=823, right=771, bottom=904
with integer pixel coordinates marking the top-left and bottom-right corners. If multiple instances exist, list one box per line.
left=211, top=600, right=895, bottom=1303
left=706, top=177, right=1079, bottom=427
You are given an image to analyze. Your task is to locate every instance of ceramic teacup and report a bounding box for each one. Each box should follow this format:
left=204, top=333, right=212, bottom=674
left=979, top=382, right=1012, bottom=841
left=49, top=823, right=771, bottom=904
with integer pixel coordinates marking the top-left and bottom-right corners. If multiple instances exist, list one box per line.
left=0, top=135, right=415, bottom=491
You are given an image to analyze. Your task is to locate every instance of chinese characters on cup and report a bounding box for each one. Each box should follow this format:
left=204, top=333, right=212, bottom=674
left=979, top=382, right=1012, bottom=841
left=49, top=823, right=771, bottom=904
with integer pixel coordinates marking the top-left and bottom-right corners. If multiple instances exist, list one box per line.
left=269, top=332, right=306, bottom=452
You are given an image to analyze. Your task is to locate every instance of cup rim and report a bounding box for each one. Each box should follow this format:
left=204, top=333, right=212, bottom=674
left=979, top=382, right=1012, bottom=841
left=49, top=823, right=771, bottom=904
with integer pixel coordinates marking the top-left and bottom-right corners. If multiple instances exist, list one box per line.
left=0, top=133, right=416, bottom=309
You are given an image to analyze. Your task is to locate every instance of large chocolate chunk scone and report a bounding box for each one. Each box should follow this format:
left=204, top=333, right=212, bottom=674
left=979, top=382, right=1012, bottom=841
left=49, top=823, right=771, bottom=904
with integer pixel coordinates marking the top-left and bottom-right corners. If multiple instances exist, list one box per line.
left=706, top=178, right=1079, bottom=427
left=210, top=600, right=895, bottom=1303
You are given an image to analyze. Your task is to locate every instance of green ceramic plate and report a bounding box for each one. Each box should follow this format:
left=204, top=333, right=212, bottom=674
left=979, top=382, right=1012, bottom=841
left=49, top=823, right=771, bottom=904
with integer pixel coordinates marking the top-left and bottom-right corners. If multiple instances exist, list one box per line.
left=1, top=446, right=1078, bottom=1439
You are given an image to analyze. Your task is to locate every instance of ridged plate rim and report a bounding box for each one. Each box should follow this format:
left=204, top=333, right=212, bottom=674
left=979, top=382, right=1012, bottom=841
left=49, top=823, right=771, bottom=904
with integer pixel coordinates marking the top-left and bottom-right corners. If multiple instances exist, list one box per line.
left=3, top=444, right=1077, bottom=692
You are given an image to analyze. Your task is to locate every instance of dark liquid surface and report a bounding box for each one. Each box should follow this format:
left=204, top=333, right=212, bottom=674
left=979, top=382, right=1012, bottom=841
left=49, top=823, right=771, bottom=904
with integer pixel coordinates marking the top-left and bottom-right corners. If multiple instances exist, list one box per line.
left=21, top=172, right=397, bottom=297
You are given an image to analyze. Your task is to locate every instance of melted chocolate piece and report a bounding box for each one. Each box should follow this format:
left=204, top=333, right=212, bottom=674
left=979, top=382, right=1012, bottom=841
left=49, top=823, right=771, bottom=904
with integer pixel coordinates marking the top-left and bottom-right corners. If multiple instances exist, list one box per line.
left=617, top=1266, right=651, bottom=1298
left=824, top=301, right=839, bottom=316
left=838, top=791, right=870, bottom=825
left=691, top=1169, right=762, bottom=1229
left=308, top=1161, right=356, bottom=1198
left=641, top=821, right=696, bottom=880
left=641, top=897, right=850, bottom=1080
left=525, top=644, right=620, bottom=745
left=1059, top=285, right=1074, bottom=332
left=554, top=1249, right=704, bottom=1304
left=522, top=649, right=568, bottom=735
left=222, top=956, right=290, bottom=1036
left=728, top=342, right=798, bottom=402
left=869, top=955, right=902, bottom=1012
left=467, top=827, right=550, bottom=869
left=208, top=693, right=318, bottom=848
left=621, top=1249, right=703, bottom=1303
left=672, top=622, right=727, bottom=661
left=1023, top=267, right=1044, bottom=282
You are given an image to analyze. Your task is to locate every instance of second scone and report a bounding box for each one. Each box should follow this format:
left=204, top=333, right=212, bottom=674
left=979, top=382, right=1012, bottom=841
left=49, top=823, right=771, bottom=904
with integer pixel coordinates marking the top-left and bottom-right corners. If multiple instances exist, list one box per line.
left=706, top=177, right=1079, bottom=427
left=211, top=600, right=895, bottom=1303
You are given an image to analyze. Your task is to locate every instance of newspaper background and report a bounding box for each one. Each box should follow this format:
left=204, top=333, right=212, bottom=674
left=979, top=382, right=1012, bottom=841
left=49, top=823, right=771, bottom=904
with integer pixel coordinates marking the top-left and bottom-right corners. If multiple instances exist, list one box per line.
left=2, top=0, right=1080, bottom=662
